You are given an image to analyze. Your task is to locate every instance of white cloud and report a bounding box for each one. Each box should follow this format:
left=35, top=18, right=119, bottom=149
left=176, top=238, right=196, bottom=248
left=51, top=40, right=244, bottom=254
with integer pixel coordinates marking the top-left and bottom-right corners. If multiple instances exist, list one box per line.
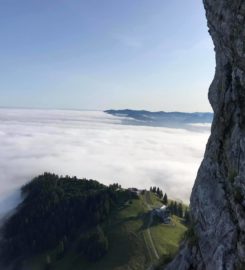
left=0, top=109, right=210, bottom=216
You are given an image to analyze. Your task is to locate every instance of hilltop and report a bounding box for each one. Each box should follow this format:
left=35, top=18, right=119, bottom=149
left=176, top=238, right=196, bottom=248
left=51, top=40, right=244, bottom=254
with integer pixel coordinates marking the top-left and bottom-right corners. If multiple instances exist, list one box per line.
left=0, top=173, right=188, bottom=270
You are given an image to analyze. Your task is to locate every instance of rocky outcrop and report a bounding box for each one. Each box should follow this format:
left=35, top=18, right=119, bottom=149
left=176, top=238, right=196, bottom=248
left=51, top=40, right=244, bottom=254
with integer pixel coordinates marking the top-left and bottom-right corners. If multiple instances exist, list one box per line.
left=166, top=1, right=245, bottom=269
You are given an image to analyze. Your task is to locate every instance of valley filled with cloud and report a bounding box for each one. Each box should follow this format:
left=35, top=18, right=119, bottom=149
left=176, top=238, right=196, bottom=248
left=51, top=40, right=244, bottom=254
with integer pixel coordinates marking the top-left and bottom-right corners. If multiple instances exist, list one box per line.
left=0, top=109, right=210, bottom=216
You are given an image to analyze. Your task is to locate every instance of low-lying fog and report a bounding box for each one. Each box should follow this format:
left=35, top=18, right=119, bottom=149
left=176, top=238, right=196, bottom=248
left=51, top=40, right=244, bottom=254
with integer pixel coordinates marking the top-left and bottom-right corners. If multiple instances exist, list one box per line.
left=0, top=109, right=211, bottom=216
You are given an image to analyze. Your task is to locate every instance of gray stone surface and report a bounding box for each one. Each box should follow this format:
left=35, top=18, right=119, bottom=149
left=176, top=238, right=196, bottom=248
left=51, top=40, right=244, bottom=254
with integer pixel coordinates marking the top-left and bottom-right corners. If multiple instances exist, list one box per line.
left=165, top=1, right=245, bottom=269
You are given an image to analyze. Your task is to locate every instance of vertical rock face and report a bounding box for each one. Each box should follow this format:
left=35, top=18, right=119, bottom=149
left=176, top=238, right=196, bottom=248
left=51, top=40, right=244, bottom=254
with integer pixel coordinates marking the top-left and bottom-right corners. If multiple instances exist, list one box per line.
left=166, top=1, right=245, bottom=269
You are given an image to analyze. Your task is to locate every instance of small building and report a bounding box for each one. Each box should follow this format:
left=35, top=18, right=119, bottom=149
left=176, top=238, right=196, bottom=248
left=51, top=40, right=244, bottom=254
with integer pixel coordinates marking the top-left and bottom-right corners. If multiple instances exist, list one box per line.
left=153, top=205, right=171, bottom=224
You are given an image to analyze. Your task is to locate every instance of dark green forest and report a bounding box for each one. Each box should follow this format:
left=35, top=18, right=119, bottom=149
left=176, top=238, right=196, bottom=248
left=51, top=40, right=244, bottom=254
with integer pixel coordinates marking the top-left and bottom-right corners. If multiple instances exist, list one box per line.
left=0, top=173, right=136, bottom=266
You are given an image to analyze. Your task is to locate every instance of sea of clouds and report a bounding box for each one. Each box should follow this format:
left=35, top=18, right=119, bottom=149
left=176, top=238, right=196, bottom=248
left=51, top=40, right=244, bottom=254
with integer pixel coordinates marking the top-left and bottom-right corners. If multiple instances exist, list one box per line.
left=0, top=108, right=211, bottom=217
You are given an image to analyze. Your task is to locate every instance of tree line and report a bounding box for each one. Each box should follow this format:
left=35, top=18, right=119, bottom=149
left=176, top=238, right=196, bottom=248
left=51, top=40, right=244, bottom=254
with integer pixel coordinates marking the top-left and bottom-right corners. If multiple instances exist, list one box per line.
left=150, top=186, right=163, bottom=199
left=150, top=187, right=190, bottom=221
left=0, top=173, right=134, bottom=267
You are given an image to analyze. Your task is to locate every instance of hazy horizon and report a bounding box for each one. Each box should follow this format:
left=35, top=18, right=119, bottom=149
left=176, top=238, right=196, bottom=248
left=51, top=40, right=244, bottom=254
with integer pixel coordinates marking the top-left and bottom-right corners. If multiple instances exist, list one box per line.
left=0, top=0, right=214, bottom=112
left=0, top=106, right=213, bottom=113
left=0, top=108, right=210, bottom=218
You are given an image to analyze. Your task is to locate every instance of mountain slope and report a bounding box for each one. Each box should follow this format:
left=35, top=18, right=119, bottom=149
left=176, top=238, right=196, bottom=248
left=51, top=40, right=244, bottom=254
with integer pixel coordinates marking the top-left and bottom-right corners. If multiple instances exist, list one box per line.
left=0, top=174, right=187, bottom=270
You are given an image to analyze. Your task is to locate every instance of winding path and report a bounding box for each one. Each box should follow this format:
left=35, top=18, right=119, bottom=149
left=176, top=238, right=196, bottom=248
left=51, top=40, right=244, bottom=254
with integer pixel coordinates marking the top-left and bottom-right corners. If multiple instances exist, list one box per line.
left=143, top=191, right=159, bottom=269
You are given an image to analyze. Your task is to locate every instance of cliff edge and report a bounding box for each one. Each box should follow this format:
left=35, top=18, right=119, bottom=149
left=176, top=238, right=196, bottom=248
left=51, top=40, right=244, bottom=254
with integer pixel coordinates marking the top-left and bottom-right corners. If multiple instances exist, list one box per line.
left=166, top=1, right=245, bottom=269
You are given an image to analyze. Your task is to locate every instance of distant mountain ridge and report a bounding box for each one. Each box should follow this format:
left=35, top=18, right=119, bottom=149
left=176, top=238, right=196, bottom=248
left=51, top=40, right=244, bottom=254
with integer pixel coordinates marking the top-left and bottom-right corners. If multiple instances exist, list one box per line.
left=105, top=109, right=213, bottom=125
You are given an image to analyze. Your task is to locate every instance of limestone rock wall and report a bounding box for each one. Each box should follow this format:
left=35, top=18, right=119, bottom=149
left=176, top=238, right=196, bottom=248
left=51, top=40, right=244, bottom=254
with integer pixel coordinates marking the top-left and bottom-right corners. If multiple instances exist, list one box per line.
left=166, top=1, right=245, bottom=269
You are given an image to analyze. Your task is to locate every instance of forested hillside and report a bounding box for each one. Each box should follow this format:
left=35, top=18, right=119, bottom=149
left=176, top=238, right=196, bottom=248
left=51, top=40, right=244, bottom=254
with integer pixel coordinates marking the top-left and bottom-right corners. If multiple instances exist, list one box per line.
left=0, top=173, right=187, bottom=270
left=0, top=173, right=136, bottom=268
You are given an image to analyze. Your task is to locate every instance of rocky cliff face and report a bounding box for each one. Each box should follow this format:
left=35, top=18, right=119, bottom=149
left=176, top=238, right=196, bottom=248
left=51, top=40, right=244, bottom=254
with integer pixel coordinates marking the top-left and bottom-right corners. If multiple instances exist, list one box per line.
left=166, top=1, right=245, bottom=269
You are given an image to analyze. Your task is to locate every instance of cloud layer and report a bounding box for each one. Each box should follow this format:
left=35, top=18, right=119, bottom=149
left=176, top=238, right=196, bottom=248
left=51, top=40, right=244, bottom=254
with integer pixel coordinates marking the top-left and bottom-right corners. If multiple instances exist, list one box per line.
left=0, top=109, right=210, bottom=215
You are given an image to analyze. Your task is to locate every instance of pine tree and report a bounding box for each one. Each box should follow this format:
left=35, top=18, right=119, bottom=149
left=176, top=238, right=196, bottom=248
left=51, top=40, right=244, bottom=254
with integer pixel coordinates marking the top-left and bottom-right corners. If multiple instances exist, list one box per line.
left=163, top=193, right=168, bottom=205
left=173, top=202, right=178, bottom=215
left=178, top=203, right=183, bottom=218
left=168, top=201, right=174, bottom=215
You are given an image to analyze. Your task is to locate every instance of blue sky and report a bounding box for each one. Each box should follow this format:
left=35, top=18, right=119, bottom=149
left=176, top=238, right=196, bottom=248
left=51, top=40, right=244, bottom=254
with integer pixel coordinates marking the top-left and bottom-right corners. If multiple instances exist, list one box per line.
left=0, top=0, right=215, bottom=112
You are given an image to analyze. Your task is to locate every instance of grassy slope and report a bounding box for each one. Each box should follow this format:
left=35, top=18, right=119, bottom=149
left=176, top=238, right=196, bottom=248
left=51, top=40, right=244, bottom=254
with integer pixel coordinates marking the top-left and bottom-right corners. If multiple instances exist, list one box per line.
left=147, top=195, right=188, bottom=258
left=151, top=215, right=187, bottom=256
left=24, top=192, right=187, bottom=270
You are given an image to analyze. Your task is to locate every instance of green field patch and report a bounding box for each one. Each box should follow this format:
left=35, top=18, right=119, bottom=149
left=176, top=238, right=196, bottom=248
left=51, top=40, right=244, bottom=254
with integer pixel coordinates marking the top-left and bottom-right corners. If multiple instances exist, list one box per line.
left=23, top=190, right=187, bottom=270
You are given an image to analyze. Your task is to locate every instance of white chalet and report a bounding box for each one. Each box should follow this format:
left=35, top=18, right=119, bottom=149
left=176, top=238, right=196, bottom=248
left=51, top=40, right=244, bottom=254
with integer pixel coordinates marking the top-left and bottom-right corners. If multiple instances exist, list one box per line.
left=153, top=205, right=171, bottom=224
